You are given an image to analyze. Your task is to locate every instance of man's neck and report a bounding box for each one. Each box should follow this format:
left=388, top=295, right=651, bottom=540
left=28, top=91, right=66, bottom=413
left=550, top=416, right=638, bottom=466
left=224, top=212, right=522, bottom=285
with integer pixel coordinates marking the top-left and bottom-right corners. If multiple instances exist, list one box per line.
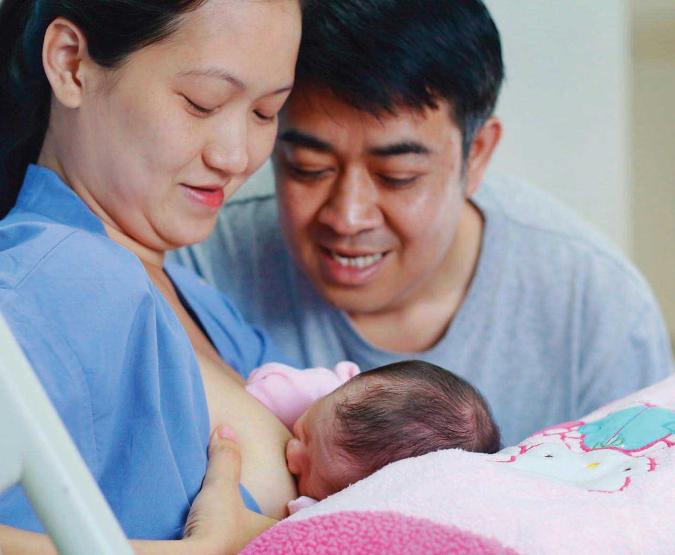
left=349, top=201, right=484, bottom=353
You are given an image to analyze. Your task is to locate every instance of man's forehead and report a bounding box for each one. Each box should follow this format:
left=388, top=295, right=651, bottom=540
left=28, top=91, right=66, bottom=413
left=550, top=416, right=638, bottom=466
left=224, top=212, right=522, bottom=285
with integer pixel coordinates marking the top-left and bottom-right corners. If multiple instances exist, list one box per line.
left=278, top=127, right=434, bottom=158
left=279, top=89, right=458, bottom=154
left=286, top=82, right=452, bottom=119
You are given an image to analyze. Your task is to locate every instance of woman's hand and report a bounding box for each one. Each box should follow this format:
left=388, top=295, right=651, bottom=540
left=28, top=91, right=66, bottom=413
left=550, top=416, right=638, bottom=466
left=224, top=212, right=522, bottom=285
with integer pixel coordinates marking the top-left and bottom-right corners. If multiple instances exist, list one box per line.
left=183, top=426, right=278, bottom=555
left=0, top=427, right=277, bottom=555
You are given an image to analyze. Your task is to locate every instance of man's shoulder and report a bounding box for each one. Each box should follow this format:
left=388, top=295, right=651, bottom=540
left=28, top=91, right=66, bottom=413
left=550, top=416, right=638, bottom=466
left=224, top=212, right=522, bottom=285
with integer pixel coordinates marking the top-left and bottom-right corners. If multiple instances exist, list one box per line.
left=478, top=174, right=619, bottom=251
left=477, top=174, right=649, bottom=299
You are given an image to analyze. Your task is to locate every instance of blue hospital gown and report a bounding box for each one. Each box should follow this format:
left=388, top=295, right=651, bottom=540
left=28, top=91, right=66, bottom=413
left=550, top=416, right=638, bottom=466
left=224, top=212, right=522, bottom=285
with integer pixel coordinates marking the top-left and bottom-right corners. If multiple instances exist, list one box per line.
left=0, top=165, right=287, bottom=539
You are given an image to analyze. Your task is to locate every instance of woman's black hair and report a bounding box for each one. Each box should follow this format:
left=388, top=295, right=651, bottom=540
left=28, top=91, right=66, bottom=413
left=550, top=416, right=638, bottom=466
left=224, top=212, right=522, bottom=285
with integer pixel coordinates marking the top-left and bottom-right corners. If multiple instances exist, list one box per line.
left=0, top=0, right=208, bottom=218
left=296, top=0, right=504, bottom=159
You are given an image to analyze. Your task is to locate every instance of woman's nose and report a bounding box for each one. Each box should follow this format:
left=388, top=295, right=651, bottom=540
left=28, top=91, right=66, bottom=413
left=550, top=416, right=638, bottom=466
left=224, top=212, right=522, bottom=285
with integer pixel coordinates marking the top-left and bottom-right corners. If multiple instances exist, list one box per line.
left=202, top=141, right=249, bottom=176
left=285, top=437, right=303, bottom=475
left=202, top=113, right=250, bottom=176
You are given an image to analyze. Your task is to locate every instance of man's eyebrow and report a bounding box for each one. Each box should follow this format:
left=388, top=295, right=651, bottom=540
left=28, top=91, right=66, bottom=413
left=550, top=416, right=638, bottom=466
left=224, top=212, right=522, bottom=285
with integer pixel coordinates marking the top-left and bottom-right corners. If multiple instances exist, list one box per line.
left=368, top=141, right=432, bottom=157
left=278, top=132, right=432, bottom=157
left=278, top=129, right=334, bottom=153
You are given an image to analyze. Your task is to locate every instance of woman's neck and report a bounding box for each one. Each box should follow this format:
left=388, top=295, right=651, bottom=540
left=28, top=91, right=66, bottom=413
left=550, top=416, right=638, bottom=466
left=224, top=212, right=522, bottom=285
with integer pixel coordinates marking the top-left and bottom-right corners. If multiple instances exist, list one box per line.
left=103, top=223, right=165, bottom=268
left=38, top=144, right=165, bottom=268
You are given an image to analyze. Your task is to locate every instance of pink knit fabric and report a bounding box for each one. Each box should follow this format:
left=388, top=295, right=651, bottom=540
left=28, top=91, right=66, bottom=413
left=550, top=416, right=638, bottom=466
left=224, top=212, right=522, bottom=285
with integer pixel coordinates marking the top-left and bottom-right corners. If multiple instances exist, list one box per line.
left=240, top=510, right=520, bottom=555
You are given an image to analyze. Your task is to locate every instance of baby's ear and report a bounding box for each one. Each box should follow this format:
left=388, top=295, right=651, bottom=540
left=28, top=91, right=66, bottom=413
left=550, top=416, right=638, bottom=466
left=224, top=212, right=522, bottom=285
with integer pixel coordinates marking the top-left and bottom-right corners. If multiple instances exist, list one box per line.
left=334, top=361, right=361, bottom=382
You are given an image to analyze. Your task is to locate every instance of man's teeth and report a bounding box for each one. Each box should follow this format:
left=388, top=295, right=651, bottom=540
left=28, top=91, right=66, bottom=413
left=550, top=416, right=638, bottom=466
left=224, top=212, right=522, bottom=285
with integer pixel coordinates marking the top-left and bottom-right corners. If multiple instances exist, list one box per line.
left=331, top=252, right=383, bottom=268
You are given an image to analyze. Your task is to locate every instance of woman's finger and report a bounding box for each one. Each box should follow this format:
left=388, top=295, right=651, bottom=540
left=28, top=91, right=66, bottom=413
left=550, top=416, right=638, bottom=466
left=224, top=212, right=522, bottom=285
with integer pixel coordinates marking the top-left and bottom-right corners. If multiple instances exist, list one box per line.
left=201, top=425, right=242, bottom=491
left=184, top=426, right=244, bottom=542
left=184, top=426, right=277, bottom=552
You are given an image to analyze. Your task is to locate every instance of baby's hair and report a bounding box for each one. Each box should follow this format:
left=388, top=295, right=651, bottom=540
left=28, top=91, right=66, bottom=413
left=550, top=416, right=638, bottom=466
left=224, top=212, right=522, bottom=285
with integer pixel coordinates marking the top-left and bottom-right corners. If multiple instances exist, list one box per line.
left=334, top=360, right=501, bottom=477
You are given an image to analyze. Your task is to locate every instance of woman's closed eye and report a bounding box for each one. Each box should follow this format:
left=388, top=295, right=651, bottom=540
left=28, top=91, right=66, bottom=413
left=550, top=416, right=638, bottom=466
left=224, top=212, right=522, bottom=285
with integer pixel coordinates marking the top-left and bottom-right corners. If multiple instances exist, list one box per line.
left=254, top=110, right=277, bottom=123
left=182, top=95, right=216, bottom=116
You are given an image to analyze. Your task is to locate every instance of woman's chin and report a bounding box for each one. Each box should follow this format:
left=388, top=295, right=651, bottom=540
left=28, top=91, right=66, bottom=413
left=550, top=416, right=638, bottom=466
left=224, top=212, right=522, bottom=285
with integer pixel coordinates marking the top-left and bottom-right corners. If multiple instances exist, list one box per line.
left=164, top=218, right=219, bottom=250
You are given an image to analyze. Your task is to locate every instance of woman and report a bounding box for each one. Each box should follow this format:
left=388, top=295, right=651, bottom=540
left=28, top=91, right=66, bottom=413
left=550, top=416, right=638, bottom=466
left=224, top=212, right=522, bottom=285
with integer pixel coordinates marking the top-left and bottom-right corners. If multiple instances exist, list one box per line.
left=0, top=0, right=301, bottom=552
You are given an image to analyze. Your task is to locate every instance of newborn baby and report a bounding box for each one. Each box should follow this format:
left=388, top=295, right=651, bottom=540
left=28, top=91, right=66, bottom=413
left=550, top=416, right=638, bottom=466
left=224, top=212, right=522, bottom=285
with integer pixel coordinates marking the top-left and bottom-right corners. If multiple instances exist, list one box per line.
left=246, top=360, right=501, bottom=514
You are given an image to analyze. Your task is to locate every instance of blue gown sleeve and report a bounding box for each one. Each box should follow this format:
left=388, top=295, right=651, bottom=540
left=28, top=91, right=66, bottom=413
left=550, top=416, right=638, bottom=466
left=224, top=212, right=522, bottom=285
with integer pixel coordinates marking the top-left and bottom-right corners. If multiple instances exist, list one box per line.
left=0, top=293, right=97, bottom=532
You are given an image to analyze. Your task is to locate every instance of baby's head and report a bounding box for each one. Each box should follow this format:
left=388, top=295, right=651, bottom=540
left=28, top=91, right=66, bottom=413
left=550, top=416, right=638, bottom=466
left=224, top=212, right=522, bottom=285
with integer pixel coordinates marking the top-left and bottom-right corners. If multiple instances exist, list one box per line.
left=285, top=360, right=501, bottom=500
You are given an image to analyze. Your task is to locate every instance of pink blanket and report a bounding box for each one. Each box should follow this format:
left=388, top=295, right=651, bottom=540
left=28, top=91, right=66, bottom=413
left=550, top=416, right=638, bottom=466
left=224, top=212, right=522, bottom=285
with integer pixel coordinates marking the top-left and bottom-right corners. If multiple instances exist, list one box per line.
left=242, top=375, right=675, bottom=554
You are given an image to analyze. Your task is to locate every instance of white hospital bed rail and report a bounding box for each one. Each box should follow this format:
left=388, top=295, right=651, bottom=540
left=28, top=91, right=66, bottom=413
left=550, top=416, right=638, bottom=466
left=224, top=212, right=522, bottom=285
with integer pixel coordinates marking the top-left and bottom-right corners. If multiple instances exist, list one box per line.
left=0, top=312, right=133, bottom=554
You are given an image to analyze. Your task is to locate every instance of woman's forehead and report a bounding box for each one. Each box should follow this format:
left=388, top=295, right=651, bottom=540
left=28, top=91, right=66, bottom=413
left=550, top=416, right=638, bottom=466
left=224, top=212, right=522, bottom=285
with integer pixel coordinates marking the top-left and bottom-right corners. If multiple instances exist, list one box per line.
left=133, top=0, right=299, bottom=93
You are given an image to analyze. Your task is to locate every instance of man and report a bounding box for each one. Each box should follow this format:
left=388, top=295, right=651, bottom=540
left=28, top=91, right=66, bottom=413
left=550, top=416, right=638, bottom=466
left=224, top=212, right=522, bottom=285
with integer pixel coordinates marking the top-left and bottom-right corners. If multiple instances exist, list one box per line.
left=171, top=0, right=673, bottom=445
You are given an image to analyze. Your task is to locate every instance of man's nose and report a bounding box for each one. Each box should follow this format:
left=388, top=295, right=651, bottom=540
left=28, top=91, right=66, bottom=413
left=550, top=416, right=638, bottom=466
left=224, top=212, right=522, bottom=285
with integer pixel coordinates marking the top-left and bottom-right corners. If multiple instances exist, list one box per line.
left=317, top=168, right=382, bottom=236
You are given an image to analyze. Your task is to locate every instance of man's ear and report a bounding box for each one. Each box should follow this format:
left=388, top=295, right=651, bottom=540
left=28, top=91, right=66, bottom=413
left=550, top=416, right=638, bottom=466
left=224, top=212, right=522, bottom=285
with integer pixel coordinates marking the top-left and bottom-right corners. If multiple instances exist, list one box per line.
left=42, top=17, right=93, bottom=109
left=463, top=116, right=502, bottom=197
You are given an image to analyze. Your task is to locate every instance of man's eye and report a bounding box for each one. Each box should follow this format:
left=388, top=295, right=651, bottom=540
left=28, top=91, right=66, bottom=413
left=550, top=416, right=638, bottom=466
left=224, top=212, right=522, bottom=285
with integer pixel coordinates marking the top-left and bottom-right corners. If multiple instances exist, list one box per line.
left=288, top=165, right=330, bottom=180
left=378, top=174, right=418, bottom=187
left=182, top=95, right=214, bottom=115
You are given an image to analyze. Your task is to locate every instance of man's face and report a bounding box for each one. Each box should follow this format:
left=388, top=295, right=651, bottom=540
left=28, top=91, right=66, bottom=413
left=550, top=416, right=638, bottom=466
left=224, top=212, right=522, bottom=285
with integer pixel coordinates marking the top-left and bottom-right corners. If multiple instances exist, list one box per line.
left=273, top=87, right=473, bottom=315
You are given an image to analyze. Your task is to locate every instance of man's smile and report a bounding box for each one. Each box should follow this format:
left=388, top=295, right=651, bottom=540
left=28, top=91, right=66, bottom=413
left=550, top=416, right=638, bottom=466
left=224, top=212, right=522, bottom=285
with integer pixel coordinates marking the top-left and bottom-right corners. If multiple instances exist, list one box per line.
left=330, top=250, right=385, bottom=269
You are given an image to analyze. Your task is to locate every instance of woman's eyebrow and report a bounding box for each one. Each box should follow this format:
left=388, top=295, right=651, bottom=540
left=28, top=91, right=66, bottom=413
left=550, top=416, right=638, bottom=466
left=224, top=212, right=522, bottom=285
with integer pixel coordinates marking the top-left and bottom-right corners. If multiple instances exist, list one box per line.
left=177, top=68, right=246, bottom=89
left=177, top=68, right=293, bottom=95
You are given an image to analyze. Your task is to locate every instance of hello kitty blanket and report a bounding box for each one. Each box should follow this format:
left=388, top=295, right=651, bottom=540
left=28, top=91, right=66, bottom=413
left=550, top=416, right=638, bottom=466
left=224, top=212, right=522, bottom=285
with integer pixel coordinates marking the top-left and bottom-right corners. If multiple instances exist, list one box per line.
left=242, top=374, right=675, bottom=554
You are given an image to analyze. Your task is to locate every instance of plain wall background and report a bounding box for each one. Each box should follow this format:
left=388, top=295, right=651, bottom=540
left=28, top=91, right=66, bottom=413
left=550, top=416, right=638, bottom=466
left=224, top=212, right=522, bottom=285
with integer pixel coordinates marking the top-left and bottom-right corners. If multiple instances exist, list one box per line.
left=486, top=0, right=631, bottom=253
left=631, top=0, right=675, bottom=343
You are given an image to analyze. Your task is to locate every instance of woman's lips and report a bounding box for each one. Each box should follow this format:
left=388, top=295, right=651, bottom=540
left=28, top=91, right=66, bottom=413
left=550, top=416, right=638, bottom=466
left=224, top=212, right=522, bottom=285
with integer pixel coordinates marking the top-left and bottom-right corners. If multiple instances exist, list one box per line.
left=181, top=184, right=225, bottom=208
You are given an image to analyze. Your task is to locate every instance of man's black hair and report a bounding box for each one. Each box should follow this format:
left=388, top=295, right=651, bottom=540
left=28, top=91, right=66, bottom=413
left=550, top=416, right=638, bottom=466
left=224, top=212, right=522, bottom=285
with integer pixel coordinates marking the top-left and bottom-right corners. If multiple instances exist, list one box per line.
left=297, top=0, right=504, bottom=156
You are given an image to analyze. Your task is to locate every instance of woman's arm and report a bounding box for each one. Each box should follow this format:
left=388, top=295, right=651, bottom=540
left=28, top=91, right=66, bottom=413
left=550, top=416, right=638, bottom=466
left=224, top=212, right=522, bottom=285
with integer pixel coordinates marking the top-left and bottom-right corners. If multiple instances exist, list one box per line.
left=0, top=526, right=236, bottom=555
left=0, top=428, right=277, bottom=555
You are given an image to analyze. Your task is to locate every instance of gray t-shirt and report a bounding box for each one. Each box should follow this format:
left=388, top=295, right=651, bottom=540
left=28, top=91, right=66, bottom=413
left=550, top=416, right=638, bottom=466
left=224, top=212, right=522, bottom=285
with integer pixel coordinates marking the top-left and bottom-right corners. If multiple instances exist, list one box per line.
left=171, top=175, right=673, bottom=445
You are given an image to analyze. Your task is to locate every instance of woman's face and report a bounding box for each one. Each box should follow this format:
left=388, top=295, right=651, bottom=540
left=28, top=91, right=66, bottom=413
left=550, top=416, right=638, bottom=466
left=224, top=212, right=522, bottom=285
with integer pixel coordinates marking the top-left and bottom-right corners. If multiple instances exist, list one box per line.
left=58, top=0, right=300, bottom=252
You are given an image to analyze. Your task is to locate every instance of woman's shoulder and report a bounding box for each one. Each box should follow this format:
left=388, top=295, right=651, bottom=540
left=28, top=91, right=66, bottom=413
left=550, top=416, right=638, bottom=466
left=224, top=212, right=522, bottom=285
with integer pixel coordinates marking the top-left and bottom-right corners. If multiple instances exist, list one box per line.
left=0, top=217, right=168, bottom=383
left=0, top=216, right=155, bottom=334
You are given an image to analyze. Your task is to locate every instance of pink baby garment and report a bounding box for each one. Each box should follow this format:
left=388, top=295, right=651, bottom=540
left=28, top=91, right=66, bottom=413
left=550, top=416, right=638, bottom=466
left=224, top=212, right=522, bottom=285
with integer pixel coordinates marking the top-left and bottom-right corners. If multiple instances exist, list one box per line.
left=245, top=361, right=361, bottom=429
left=286, top=496, right=319, bottom=515
left=246, top=361, right=361, bottom=516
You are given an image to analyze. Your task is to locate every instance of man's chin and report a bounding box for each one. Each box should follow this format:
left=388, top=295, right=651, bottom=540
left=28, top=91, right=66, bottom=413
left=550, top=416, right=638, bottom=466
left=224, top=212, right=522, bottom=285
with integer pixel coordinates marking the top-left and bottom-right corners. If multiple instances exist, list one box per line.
left=316, top=282, right=392, bottom=316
